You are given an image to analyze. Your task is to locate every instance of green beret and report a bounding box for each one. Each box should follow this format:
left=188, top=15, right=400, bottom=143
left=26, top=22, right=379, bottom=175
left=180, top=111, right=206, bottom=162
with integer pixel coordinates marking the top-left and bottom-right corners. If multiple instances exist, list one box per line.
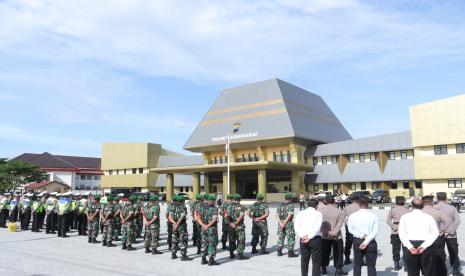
left=114, top=197, right=120, bottom=202
left=178, top=195, right=185, bottom=201
left=207, top=194, right=216, bottom=201
left=94, top=195, right=101, bottom=201
left=129, top=195, right=137, bottom=203
left=107, top=195, right=114, bottom=201
left=149, top=195, right=158, bottom=202
left=137, top=196, right=144, bottom=201
left=285, top=193, right=294, bottom=200
left=256, top=194, right=264, bottom=200
left=195, top=193, right=202, bottom=200
left=234, top=194, right=241, bottom=200
left=202, top=193, right=209, bottom=200
left=227, top=194, right=234, bottom=199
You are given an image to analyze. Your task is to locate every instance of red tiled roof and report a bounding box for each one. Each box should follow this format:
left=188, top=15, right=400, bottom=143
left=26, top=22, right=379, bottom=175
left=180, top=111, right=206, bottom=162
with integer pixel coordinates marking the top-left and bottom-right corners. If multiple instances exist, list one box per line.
left=10, top=152, right=101, bottom=170
left=25, top=181, right=70, bottom=189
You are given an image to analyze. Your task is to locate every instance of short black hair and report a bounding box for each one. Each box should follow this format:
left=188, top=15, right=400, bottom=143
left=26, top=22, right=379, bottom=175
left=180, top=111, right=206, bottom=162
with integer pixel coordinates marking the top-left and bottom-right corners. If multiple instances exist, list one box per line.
left=422, top=195, right=434, bottom=205
left=436, top=192, right=447, bottom=201
left=412, top=198, right=424, bottom=210
left=395, top=196, right=405, bottom=206
left=350, top=194, right=360, bottom=202
left=308, top=199, right=318, bottom=209
left=358, top=196, right=370, bottom=207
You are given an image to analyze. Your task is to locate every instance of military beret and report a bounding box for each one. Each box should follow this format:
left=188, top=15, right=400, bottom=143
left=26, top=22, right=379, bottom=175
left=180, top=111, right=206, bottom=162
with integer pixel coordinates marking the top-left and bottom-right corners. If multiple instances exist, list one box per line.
left=256, top=194, right=264, bottom=200
left=114, top=197, right=120, bottom=202
left=207, top=194, right=216, bottom=201
left=285, top=193, right=294, bottom=200
left=227, top=194, right=234, bottom=200
left=129, top=195, right=137, bottom=203
left=234, top=194, right=241, bottom=200
left=178, top=195, right=185, bottom=201
left=149, top=195, right=158, bottom=202
left=202, top=193, right=209, bottom=200
left=107, top=195, right=114, bottom=201
left=94, top=195, right=101, bottom=201
left=137, top=196, right=144, bottom=201
left=195, top=193, right=202, bottom=200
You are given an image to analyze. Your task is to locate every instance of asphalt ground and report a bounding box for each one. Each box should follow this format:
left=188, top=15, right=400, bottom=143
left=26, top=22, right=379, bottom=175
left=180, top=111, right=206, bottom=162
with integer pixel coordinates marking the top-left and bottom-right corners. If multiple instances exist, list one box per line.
left=1, top=206, right=464, bottom=276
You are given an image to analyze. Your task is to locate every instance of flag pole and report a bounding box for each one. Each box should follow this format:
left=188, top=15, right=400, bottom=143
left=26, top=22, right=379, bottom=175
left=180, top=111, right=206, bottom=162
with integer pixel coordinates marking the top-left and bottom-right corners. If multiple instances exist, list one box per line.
left=227, top=133, right=230, bottom=196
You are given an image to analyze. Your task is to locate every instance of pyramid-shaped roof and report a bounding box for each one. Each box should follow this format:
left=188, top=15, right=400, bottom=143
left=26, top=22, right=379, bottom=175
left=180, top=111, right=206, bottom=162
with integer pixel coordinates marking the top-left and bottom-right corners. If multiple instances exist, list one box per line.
left=184, top=78, right=351, bottom=151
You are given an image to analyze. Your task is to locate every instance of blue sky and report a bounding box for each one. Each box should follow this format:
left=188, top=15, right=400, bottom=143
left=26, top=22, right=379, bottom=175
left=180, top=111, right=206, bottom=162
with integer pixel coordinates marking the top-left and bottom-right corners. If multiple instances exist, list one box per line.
left=1, top=0, right=465, bottom=158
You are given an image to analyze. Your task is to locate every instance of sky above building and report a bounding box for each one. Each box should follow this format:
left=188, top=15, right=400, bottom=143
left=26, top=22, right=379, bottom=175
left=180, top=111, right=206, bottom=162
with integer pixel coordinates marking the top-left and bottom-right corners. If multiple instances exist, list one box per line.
left=1, top=0, right=465, bottom=158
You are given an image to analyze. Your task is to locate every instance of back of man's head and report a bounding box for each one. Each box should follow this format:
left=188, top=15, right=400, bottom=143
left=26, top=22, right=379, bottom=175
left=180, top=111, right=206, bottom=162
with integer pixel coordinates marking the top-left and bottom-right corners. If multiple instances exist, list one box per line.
left=395, top=196, right=405, bottom=206
left=436, top=192, right=447, bottom=201
left=422, top=195, right=434, bottom=206
left=351, top=194, right=360, bottom=203
left=358, top=196, right=370, bottom=208
left=308, top=199, right=318, bottom=209
left=412, top=198, right=424, bottom=210
left=325, top=195, right=335, bottom=204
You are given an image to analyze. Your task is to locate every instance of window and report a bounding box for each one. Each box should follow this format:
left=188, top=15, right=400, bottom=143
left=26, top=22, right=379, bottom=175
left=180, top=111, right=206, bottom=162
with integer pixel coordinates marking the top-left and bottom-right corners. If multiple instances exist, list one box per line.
left=434, top=145, right=448, bottom=155
left=371, top=182, right=379, bottom=190
left=313, top=184, right=319, bottom=191
left=280, top=151, right=284, bottom=162
left=401, top=151, right=407, bottom=159
left=109, top=170, right=113, bottom=175
left=80, top=174, right=86, bottom=180
left=254, top=153, right=258, bottom=161
left=284, top=186, right=288, bottom=191
left=350, top=183, right=356, bottom=190
left=456, top=144, right=465, bottom=154
left=273, top=152, right=277, bottom=161
left=448, top=179, right=463, bottom=188
left=349, top=154, right=355, bottom=163
left=323, top=183, right=328, bottom=191
left=389, top=151, right=396, bottom=160
left=370, top=152, right=377, bottom=162
left=391, top=182, right=398, bottom=189
left=116, top=169, right=120, bottom=175
left=331, top=156, right=338, bottom=164
left=79, top=185, right=85, bottom=190
left=322, top=157, right=327, bottom=164
left=123, top=169, right=127, bottom=175
left=139, top=168, right=143, bottom=174
left=403, top=181, right=409, bottom=189
left=86, top=175, right=92, bottom=180
left=132, top=168, right=137, bottom=174
left=360, top=182, right=366, bottom=190
left=286, top=151, right=291, bottom=163
left=313, top=157, right=318, bottom=165
left=415, top=181, right=422, bottom=189
left=214, top=157, right=218, bottom=164
left=94, top=175, right=101, bottom=180
left=248, top=154, right=252, bottom=162
left=359, top=154, right=365, bottom=162
left=333, top=184, right=340, bottom=192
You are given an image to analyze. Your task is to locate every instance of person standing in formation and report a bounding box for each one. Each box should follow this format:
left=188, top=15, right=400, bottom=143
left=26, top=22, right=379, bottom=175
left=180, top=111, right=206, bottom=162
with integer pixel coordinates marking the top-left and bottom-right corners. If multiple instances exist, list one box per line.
left=348, top=196, right=379, bottom=276
left=31, top=192, right=46, bottom=232
left=220, top=194, right=234, bottom=250
left=198, top=194, right=219, bottom=265
left=320, top=195, right=347, bottom=275
left=57, top=192, right=72, bottom=238
left=276, top=192, right=297, bottom=258
left=87, top=195, right=101, bottom=244
left=142, top=195, right=162, bottom=255
left=343, top=194, right=360, bottom=265
left=247, top=193, right=270, bottom=255
left=169, top=195, right=190, bottom=261
left=399, top=198, right=440, bottom=276
left=0, top=193, right=10, bottom=228
left=101, top=195, right=116, bottom=247
left=121, top=195, right=136, bottom=251
left=226, top=194, right=250, bottom=260
left=45, top=192, right=58, bottom=234
left=296, top=199, right=323, bottom=276
left=386, top=196, right=410, bottom=271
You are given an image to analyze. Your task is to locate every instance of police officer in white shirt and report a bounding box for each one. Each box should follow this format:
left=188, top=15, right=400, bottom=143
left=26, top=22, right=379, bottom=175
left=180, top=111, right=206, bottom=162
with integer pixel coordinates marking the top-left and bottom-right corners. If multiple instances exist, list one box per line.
left=347, top=196, right=379, bottom=276
left=399, top=198, right=440, bottom=276
left=295, top=199, right=323, bottom=276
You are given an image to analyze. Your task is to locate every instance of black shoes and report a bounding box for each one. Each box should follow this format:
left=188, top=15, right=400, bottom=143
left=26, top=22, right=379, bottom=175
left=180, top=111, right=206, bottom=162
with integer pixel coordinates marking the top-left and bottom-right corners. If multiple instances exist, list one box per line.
left=238, top=253, right=249, bottom=260
left=107, top=242, right=115, bottom=247
left=91, top=239, right=99, bottom=243
left=251, top=247, right=258, bottom=254
left=152, top=249, right=162, bottom=255
left=394, top=261, right=402, bottom=271
left=288, top=251, right=298, bottom=258
left=102, top=241, right=107, bottom=246
left=321, top=266, right=327, bottom=275
left=145, top=247, right=151, bottom=254
left=259, top=249, right=269, bottom=255
left=336, top=269, right=348, bottom=275
left=181, top=254, right=193, bottom=261
left=222, top=242, right=228, bottom=250
left=122, top=244, right=127, bottom=250
left=344, top=258, right=352, bottom=265
left=208, top=258, right=220, bottom=266
left=201, top=256, right=208, bottom=265
left=277, top=248, right=283, bottom=256
left=230, top=251, right=236, bottom=259
left=126, top=245, right=136, bottom=251
left=171, top=253, right=177, bottom=259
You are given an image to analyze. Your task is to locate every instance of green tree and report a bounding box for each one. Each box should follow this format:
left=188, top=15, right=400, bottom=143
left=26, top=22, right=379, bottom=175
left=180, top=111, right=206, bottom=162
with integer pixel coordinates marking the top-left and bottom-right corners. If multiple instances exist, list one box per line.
left=0, top=160, right=47, bottom=192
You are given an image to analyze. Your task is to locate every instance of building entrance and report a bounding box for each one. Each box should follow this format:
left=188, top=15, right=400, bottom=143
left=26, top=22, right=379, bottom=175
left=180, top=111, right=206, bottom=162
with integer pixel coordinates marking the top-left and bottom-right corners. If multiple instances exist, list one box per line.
left=236, top=170, right=258, bottom=199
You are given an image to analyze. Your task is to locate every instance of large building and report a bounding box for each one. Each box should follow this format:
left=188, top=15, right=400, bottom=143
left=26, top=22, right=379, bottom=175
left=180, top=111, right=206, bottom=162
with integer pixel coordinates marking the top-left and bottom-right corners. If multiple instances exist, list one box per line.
left=11, top=152, right=102, bottom=192
left=101, top=79, right=465, bottom=202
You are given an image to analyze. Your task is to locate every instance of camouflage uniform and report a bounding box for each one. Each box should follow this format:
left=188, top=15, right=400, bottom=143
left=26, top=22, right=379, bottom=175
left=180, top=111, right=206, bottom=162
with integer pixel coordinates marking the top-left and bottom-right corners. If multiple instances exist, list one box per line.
left=144, top=202, right=161, bottom=251
left=170, top=201, right=188, bottom=256
left=249, top=201, right=269, bottom=251
left=102, top=202, right=116, bottom=244
left=166, top=202, right=174, bottom=249
left=200, top=203, right=219, bottom=259
left=227, top=201, right=247, bottom=254
left=220, top=200, right=232, bottom=248
left=190, top=199, right=200, bottom=246
left=113, top=200, right=122, bottom=239
left=87, top=201, right=101, bottom=241
left=276, top=202, right=296, bottom=251
left=121, top=202, right=135, bottom=248
left=135, top=199, right=144, bottom=238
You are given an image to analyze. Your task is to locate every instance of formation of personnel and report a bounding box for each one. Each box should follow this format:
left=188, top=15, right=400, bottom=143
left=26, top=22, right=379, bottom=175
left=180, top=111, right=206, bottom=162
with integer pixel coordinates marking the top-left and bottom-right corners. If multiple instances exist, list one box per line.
left=0, top=190, right=463, bottom=275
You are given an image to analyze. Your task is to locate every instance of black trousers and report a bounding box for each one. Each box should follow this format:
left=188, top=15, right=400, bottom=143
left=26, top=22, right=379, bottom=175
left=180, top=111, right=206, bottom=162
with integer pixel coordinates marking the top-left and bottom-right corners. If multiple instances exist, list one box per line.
left=57, top=214, right=68, bottom=237
left=321, top=238, right=343, bottom=269
left=46, top=212, right=57, bottom=233
left=300, top=236, right=322, bottom=276
left=443, top=238, right=460, bottom=271
left=404, top=240, right=443, bottom=276
left=77, top=213, right=87, bottom=235
left=38, top=212, right=45, bottom=229
left=340, top=201, right=346, bottom=209
left=32, top=212, right=40, bottom=231
left=391, top=234, right=406, bottom=262
left=0, top=209, right=8, bottom=227
left=20, top=208, right=31, bottom=230
left=353, top=238, right=377, bottom=276
left=300, top=202, right=306, bottom=210
left=344, top=225, right=353, bottom=259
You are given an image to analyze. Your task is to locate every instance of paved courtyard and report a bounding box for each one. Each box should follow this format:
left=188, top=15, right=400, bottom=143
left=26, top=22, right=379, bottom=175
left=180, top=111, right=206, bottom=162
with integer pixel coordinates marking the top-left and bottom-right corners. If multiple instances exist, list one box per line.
left=1, top=207, right=464, bottom=276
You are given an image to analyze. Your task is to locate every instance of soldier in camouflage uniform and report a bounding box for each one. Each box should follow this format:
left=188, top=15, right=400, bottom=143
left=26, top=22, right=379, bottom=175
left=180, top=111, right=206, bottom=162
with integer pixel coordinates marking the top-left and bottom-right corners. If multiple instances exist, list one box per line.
left=143, top=195, right=162, bottom=254
left=87, top=195, right=101, bottom=243
left=276, top=193, right=297, bottom=258
left=197, top=194, right=220, bottom=265
left=101, top=195, right=116, bottom=247
left=168, top=195, right=192, bottom=261
left=220, top=194, right=234, bottom=249
left=120, top=195, right=136, bottom=251
left=135, top=196, right=144, bottom=239
left=113, top=196, right=122, bottom=241
left=190, top=194, right=201, bottom=247
left=166, top=199, right=174, bottom=250
left=247, top=193, right=270, bottom=255
left=226, top=194, right=250, bottom=260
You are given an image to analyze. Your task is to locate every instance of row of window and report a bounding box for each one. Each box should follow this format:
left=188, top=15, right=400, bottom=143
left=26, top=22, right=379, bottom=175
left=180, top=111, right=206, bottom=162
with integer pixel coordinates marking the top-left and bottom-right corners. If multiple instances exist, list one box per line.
left=109, top=168, right=144, bottom=175
left=76, top=185, right=100, bottom=191
left=272, top=151, right=291, bottom=163
left=313, top=151, right=409, bottom=165
left=77, top=174, right=101, bottom=181
left=448, top=179, right=463, bottom=188
left=211, top=153, right=261, bottom=164
left=312, top=181, right=423, bottom=192
left=434, top=144, right=465, bottom=155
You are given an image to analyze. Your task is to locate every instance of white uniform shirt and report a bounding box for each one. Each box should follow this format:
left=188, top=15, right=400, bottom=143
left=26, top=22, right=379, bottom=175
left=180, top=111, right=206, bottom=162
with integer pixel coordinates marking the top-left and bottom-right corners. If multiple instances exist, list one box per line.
left=348, top=208, right=379, bottom=246
left=295, top=207, right=322, bottom=240
left=398, top=209, right=439, bottom=250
